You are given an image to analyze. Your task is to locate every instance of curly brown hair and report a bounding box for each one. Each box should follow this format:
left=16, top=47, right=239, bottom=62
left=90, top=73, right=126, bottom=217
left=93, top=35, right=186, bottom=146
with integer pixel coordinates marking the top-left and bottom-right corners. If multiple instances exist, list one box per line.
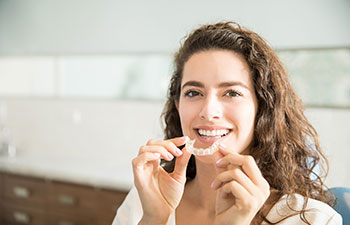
left=161, top=21, right=335, bottom=224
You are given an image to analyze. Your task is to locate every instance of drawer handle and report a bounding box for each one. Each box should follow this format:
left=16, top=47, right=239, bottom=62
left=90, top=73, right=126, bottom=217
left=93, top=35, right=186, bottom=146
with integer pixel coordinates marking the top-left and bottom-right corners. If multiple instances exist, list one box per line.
left=13, top=186, right=30, bottom=198
left=13, top=211, right=31, bottom=224
left=58, top=194, right=76, bottom=205
left=58, top=221, right=75, bottom=225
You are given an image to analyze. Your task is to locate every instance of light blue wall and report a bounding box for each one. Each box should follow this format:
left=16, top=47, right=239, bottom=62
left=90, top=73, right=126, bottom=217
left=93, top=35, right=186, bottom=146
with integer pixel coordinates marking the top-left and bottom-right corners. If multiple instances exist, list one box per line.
left=0, top=0, right=349, bottom=54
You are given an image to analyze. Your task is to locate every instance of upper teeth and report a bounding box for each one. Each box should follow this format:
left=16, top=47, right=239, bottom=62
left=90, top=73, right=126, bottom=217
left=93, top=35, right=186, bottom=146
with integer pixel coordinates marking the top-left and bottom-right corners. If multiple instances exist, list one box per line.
left=198, top=129, right=229, bottom=137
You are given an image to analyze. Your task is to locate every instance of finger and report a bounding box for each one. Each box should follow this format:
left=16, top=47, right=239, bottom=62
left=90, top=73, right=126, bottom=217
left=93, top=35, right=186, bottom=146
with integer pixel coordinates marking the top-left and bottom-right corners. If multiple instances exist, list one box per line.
left=146, top=139, right=182, bottom=157
left=217, top=142, right=232, bottom=155
left=139, top=145, right=174, bottom=161
left=168, top=136, right=189, bottom=146
left=213, top=150, right=226, bottom=174
left=172, top=147, right=192, bottom=180
left=216, top=151, right=262, bottom=186
left=146, top=136, right=188, bottom=157
left=132, top=152, right=161, bottom=169
left=132, top=153, right=161, bottom=191
left=221, top=180, right=251, bottom=201
left=220, top=181, right=263, bottom=213
left=213, top=149, right=225, bottom=162
left=211, top=168, right=257, bottom=196
left=147, top=136, right=189, bottom=147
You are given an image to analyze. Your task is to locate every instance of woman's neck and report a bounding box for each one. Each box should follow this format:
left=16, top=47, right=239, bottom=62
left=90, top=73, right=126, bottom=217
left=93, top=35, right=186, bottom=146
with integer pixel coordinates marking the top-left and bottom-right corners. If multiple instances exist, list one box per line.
left=185, top=158, right=218, bottom=213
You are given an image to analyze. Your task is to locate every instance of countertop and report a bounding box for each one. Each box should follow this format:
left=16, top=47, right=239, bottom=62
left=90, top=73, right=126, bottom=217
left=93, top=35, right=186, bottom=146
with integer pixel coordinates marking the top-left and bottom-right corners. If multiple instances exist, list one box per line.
left=0, top=152, right=133, bottom=191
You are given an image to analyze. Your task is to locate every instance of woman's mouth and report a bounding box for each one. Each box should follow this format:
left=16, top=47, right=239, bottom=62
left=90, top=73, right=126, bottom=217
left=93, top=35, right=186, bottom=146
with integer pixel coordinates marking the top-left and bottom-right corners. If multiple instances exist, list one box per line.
left=194, top=128, right=232, bottom=146
left=197, top=129, right=230, bottom=137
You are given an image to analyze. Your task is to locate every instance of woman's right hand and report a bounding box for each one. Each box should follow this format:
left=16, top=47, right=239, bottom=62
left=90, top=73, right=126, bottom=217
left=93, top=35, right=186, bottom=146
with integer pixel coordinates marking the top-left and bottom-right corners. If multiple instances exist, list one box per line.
left=132, top=136, right=192, bottom=225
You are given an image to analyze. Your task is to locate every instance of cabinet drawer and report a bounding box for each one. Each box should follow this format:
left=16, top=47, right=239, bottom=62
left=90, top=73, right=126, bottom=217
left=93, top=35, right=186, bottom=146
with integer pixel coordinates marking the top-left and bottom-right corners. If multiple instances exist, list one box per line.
left=3, top=203, right=46, bottom=225
left=47, top=212, right=94, bottom=225
left=96, top=218, right=118, bottom=225
left=0, top=172, right=3, bottom=197
left=0, top=172, right=3, bottom=224
left=94, top=189, right=127, bottom=216
left=47, top=181, right=97, bottom=214
left=0, top=201, right=3, bottom=224
left=3, top=173, right=47, bottom=207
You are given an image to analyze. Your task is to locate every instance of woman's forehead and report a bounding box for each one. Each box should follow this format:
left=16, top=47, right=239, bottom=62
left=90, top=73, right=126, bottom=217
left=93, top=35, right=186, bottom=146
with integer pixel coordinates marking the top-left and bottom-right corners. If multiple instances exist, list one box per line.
left=181, top=50, right=253, bottom=88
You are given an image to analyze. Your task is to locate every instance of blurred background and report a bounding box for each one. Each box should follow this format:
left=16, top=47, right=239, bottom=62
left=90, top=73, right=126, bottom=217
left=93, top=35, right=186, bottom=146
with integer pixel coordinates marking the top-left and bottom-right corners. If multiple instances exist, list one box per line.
left=0, top=0, right=349, bottom=224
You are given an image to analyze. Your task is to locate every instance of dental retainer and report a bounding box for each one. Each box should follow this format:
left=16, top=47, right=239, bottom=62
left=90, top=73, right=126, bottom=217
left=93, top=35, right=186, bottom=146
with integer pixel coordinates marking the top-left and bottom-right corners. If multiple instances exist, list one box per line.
left=185, top=139, right=219, bottom=156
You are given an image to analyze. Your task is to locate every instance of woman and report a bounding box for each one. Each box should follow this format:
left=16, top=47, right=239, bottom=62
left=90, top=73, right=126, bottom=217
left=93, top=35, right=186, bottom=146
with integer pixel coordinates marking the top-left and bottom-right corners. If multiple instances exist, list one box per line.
left=113, top=22, right=342, bottom=225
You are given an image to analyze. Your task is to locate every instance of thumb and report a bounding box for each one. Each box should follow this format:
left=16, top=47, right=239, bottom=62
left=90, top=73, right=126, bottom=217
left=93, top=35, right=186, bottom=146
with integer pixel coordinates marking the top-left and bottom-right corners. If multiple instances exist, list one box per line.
left=172, top=147, right=192, bottom=180
left=213, top=150, right=226, bottom=175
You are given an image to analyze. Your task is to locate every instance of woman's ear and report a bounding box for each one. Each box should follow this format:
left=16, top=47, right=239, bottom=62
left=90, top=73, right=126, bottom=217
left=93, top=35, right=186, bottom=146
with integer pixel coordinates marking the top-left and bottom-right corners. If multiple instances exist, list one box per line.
left=175, top=101, right=179, bottom=111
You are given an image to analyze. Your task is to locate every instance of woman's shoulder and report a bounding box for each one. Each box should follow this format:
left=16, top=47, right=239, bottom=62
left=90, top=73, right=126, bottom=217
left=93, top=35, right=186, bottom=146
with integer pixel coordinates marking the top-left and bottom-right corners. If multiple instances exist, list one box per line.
left=265, top=193, right=342, bottom=224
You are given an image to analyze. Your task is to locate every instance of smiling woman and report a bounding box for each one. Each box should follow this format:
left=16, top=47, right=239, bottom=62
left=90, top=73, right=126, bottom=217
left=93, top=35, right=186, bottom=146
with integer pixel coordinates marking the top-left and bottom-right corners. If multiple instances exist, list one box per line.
left=112, top=22, right=342, bottom=225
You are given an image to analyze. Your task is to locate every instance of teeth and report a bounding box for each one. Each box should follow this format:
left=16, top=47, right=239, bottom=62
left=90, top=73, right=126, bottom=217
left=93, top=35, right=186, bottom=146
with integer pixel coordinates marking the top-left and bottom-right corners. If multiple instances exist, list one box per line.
left=198, top=129, right=229, bottom=137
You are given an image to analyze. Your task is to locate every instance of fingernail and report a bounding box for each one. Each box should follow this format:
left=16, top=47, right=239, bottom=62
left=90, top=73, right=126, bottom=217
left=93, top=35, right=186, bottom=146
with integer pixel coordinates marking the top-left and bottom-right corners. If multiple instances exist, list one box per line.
left=216, top=158, right=223, bottom=165
left=210, top=182, right=216, bottom=189
left=176, top=149, right=183, bottom=155
left=167, top=152, right=174, bottom=160
left=154, top=153, right=161, bottom=157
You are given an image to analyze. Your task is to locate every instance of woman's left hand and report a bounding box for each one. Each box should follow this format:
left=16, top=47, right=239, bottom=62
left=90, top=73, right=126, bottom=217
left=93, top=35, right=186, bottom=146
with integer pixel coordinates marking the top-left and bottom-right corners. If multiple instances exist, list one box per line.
left=211, top=145, right=270, bottom=225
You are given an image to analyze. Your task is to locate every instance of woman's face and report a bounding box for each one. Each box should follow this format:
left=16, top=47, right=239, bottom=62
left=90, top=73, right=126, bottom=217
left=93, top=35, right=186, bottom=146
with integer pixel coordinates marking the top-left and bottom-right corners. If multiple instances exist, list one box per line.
left=177, top=50, right=258, bottom=157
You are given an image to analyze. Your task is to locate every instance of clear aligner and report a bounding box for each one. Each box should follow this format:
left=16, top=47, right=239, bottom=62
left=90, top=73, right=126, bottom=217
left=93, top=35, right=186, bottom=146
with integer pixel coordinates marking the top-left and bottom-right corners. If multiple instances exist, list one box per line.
left=185, top=139, right=219, bottom=156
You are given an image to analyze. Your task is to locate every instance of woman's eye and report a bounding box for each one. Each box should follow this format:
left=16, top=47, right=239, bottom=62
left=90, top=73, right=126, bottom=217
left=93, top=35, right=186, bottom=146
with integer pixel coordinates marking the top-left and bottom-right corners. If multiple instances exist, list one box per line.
left=184, top=90, right=201, bottom=97
left=224, top=90, right=242, bottom=97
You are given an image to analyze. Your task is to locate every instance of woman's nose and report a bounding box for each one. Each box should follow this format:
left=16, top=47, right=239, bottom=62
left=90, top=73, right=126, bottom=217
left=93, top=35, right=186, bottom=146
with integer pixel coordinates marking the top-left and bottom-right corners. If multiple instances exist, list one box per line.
left=199, top=95, right=223, bottom=121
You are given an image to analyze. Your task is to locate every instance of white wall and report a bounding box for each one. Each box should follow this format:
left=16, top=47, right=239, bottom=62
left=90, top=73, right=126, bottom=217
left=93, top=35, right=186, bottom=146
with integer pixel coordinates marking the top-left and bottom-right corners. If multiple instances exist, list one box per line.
left=0, top=98, right=164, bottom=163
left=0, top=0, right=349, bottom=54
left=305, top=108, right=350, bottom=188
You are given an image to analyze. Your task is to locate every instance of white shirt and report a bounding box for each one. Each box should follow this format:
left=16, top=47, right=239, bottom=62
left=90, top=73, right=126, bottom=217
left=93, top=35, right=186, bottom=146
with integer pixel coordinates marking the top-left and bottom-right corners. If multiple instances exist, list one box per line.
left=112, top=187, right=342, bottom=225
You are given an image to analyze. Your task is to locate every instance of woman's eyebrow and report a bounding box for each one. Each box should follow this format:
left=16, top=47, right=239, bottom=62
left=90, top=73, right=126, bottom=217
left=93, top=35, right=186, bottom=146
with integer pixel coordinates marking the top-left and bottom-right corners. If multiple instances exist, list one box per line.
left=182, top=80, right=250, bottom=90
left=181, top=81, right=204, bottom=89
left=218, top=81, right=249, bottom=90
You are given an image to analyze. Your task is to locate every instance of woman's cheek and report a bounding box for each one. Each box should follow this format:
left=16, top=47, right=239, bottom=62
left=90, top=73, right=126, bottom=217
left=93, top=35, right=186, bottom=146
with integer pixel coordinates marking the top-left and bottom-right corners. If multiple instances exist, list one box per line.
left=178, top=108, right=189, bottom=133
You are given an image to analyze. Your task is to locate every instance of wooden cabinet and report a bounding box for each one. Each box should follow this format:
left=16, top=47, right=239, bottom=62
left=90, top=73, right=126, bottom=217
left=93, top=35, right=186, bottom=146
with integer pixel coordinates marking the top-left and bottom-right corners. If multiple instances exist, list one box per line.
left=0, top=172, right=3, bottom=224
left=0, top=172, right=128, bottom=225
left=0, top=171, right=3, bottom=195
left=2, top=173, right=47, bottom=225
